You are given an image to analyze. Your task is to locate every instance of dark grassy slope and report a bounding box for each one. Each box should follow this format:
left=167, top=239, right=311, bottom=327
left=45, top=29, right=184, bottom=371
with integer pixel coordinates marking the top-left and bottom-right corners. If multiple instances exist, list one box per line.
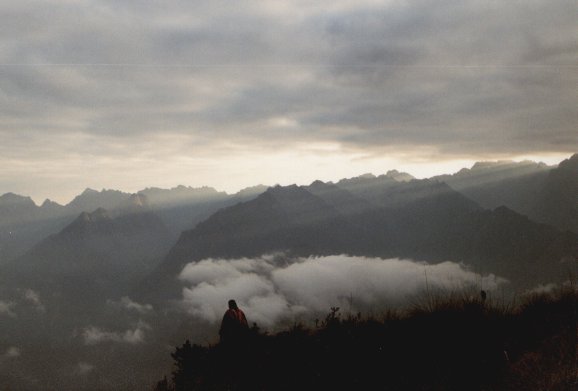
left=155, top=288, right=578, bottom=391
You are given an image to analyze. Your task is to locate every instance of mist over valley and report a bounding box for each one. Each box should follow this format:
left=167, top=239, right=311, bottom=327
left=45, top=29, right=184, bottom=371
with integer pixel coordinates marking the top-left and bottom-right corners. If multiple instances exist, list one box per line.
left=0, top=155, right=577, bottom=390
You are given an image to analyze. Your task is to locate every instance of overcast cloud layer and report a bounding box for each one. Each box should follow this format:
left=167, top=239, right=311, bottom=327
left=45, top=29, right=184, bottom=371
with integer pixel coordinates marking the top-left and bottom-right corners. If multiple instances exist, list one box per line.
left=1, top=0, right=576, bottom=202
left=178, top=255, right=506, bottom=328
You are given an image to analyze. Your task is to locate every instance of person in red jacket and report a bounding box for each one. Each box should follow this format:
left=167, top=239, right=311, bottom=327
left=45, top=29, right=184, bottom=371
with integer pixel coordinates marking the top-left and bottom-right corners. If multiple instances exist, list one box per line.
left=219, top=299, right=249, bottom=345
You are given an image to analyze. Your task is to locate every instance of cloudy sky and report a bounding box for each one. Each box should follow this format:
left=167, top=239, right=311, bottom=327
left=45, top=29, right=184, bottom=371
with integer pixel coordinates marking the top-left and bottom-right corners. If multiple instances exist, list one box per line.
left=1, top=0, right=576, bottom=203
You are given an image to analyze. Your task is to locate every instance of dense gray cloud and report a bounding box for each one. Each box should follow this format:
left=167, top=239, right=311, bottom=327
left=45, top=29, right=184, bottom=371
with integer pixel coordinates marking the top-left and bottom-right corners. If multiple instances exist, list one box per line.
left=178, top=255, right=507, bottom=329
left=1, top=0, right=576, bottom=201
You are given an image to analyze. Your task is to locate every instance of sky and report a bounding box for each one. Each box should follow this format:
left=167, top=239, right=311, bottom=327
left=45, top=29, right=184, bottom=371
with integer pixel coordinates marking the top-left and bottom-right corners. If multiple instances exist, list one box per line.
left=1, top=0, right=576, bottom=204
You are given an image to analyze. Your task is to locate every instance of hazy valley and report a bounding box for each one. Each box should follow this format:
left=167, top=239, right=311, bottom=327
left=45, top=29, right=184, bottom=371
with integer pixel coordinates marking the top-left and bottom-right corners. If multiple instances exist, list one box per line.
left=0, top=154, right=577, bottom=390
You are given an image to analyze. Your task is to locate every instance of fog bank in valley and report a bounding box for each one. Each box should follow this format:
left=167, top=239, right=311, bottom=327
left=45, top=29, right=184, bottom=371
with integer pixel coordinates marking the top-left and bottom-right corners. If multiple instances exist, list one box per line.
left=178, top=255, right=507, bottom=329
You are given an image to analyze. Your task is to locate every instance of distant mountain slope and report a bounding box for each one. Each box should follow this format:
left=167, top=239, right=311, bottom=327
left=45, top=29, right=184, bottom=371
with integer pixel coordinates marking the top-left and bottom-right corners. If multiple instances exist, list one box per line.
left=138, top=184, right=268, bottom=237
left=142, top=177, right=578, bottom=300
left=0, top=193, right=70, bottom=262
left=66, top=188, right=132, bottom=215
left=435, top=160, right=551, bottom=217
left=0, top=185, right=269, bottom=263
left=437, top=155, right=578, bottom=234
left=531, top=154, right=578, bottom=233
left=0, top=189, right=134, bottom=264
left=2, top=203, right=173, bottom=306
left=158, top=185, right=354, bottom=275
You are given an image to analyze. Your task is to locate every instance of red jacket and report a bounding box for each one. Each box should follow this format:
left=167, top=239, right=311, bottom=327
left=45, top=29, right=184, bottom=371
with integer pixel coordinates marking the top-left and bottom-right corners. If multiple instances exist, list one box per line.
left=219, top=308, right=249, bottom=342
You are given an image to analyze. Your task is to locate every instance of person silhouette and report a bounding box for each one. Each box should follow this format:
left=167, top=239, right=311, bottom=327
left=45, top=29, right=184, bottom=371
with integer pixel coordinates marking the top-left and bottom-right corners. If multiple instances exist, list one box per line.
left=219, top=299, right=249, bottom=345
left=218, top=300, right=255, bottom=389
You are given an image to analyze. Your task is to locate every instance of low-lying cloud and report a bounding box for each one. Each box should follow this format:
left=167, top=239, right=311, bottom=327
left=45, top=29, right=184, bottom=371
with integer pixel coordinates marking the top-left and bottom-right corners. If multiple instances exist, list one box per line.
left=1, top=346, right=20, bottom=359
left=107, top=296, right=154, bottom=315
left=179, top=255, right=506, bottom=329
left=0, top=300, right=16, bottom=317
left=23, top=289, right=45, bottom=313
left=75, top=362, right=95, bottom=376
left=81, top=321, right=150, bottom=345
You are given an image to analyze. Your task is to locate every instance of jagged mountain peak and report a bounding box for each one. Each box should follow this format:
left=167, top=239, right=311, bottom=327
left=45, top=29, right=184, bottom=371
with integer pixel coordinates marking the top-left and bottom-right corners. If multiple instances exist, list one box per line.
left=467, top=159, right=551, bottom=173
left=309, top=179, right=330, bottom=188
left=264, top=184, right=312, bottom=200
left=141, top=184, right=220, bottom=194
left=41, top=199, right=62, bottom=208
left=338, top=172, right=393, bottom=183
left=138, top=185, right=228, bottom=207
left=385, top=170, right=415, bottom=182
left=0, top=192, right=36, bottom=206
left=559, top=153, right=578, bottom=171
left=66, top=188, right=131, bottom=213
left=267, top=183, right=298, bottom=192
left=234, top=184, right=269, bottom=198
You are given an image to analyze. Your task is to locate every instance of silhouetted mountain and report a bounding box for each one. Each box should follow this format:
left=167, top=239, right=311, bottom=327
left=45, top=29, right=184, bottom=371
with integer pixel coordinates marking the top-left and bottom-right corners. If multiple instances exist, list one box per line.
left=386, top=169, right=415, bottom=182
left=143, top=177, right=578, bottom=300
left=335, top=173, right=399, bottom=203
left=0, top=192, right=38, bottom=224
left=138, top=185, right=268, bottom=238
left=0, top=189, right=138, bottom=262
left=155, top=185, right=352, bottom=277
left=307, top=180, right=375, bottom=216
left=437, top=156, right=578, bottom=234
left=231, top=184, right=269, bottom=199
left=139, top=185, right=228, bottom=208
left=435, top=160, right=551, bottom=217
left=40, top=198, right=65, bottom=215
left=0, top=194, right=69, bottom=262
left=531, top=154, right=578, bottom=233
left=1, top=159, right=577, bottom=391
left=66, top=188, right=132, bottom=214
left=3, top=205, right=172, bottom=306
left=137, top=186, right=229, bottom=236
left=0, top=185, right=269, bottom=264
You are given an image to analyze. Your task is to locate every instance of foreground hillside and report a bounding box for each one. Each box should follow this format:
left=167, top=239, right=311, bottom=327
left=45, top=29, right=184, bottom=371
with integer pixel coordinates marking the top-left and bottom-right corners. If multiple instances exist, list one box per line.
left=155, top=287, right=578, bottom=391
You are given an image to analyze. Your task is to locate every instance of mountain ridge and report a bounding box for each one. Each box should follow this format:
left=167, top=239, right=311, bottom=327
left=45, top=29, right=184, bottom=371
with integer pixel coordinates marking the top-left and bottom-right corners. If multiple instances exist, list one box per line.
left=138, top=174, right=578, bottom=301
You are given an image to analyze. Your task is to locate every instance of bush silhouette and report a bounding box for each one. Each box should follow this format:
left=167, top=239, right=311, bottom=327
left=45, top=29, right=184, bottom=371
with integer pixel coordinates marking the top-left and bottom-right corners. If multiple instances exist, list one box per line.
left=155, top=287, right=578, bottom=391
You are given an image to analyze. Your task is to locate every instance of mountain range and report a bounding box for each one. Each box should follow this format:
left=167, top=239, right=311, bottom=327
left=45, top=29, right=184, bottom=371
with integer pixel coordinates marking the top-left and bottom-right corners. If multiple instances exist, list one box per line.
left=144, top=161, right=578, bottom=300
left=0, top=153, right=577, bottom=391
left=0, top=184, right=267, bottom=263
left=2, top=154, right=577, bottom=298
